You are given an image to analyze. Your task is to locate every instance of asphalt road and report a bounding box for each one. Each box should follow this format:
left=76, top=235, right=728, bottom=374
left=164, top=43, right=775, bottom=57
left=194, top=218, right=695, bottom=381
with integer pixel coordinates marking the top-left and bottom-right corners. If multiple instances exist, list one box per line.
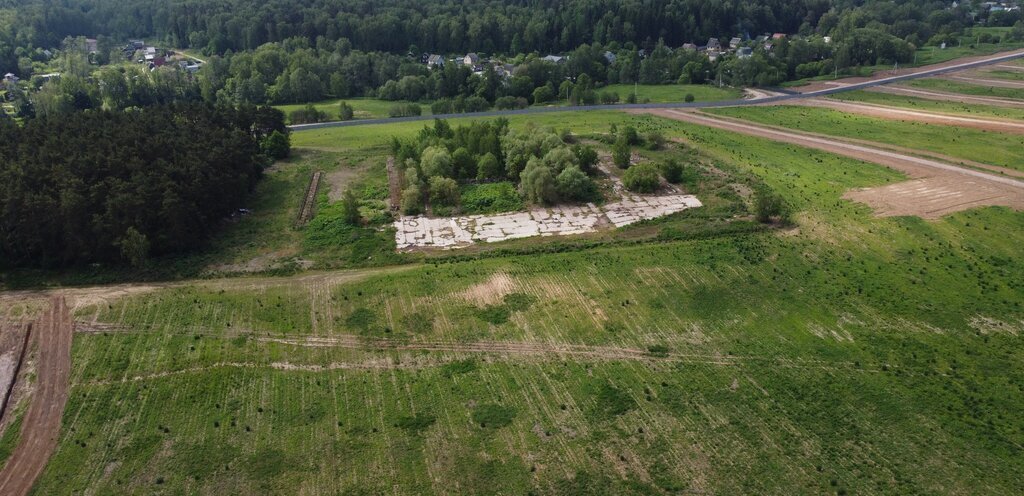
left=289, top=48, right=1024, bottom=131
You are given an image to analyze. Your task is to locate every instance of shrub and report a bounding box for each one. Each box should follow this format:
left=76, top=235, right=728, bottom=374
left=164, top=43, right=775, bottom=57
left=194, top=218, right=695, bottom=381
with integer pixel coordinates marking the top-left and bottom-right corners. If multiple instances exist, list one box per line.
left=441, top=359, right=478, bottom=377
left=338, top=101, right=354, bottom=121
left=573, top=144, right=599, bottom=174
left=519, top=159, right=558, bottom=205
left=289, top=104, right=327, bottom=124
left=684, top=93, right=695, bottom=103
left=645, top=131, right=665, bottom=150
left=622, top=163, right=661, bottom=193
left=476, top=152, right=503, bottom=181
left=600, top=91, right=620, bottom=104
left=401, top=185, right=423, bottom=215
left=472, top=404, right=516, bottom=429
left=623, top=126, right=641, bottom=145
left=556, top=165, right=597, bottom=202
left=395, top=414, right=436, bottom=433
left=755, top=187, right=791, bottom=224
left=494, top=96, right=518, bottom=110
left=341, top=189, right=361, bottom=225
left=428, top=176, right=460, bottom=207
left=261, top=130, right=291, bottom=159
left=532, top=84, right=554, bottom=104
left=590, top=381, right=636, bottom=420
left=612, top=136, right=631, bottom=168
left=388, top=103, right=422, bottom=118
left=661, top=159, right=683, bottom=183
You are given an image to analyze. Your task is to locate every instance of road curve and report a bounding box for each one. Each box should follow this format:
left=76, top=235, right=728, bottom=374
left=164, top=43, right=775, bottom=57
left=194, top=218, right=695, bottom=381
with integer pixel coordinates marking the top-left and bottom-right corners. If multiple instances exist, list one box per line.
left=0, top=296, right=73, bottom=496
left=288, top=49, right=1024, bottom=131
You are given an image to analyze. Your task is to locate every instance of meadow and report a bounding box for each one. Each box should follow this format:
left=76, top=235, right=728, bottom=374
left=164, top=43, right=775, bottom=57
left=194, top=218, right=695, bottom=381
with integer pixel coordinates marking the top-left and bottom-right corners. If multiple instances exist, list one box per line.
left=907, top=78, right=1024, bottom=100
left=16, top=109, right=1024, bottom=494
left=707, top=105, right=1024, bottom=172
left=830, top=91, right=1024, bottom=121
left=275, top=97, right=434, bottom=123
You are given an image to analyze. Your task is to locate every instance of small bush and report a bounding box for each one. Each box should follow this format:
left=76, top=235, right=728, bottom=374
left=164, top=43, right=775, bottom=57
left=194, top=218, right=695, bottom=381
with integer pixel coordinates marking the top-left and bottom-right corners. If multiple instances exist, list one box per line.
left=472, top=404, right=517, bottom=429
left=755, top=187, right=791, bottom=224
left=395, top=414, right=436, bottom=433
left=612, top=136, right=631, bottom=168
left=684, top=93, right=695, bottom=103
left=442, top=359, right=478, bottom=377
left=388, top=103, right=422, bottom=118
left=622, top=163, right=661, bottom=193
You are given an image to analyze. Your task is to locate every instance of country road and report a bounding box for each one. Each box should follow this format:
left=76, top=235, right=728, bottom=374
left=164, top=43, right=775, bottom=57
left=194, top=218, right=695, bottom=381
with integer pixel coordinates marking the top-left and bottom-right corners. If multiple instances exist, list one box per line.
left=288, top=48, right=1024, bottom=131
left=0, top=297, right=73, bottom=496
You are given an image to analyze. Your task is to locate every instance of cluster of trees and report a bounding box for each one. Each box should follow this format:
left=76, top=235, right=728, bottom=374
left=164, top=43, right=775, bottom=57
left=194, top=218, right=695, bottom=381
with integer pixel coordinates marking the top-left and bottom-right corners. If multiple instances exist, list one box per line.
left=0, top=104, right=288, bottom=268
left=391, top=119, right=602, bottom=214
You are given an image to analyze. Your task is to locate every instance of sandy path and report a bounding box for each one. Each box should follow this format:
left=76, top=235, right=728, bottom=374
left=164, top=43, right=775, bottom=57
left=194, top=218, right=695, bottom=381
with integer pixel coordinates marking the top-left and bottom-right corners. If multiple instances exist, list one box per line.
left=799, top=98, right=1024, bottom=135
left=867, top=85, right=1024, bottom=108
left=633, top=108, right=1024, bottom=218
left=0, top=297, right=73, bottom=496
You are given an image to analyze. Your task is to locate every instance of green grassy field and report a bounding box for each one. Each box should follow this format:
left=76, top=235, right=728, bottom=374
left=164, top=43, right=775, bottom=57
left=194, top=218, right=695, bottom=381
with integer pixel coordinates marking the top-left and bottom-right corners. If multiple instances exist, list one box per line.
left=707, top=105, right=1024, bottom=172
left=598, top=84, right=742, bottom=103
left=13, top=109, right=1024, bottom=494
left=275, top=97, right=433, bottom=123
left=907, top=78, right=1024, bottom=100
left=981, top=69, right=1024, bottom=82
left=830, top=90, right=1024, bottom=121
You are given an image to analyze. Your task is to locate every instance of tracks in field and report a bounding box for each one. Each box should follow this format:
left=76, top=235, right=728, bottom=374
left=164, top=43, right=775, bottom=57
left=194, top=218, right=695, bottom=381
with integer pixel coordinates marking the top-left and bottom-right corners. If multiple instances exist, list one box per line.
left=297, top=171, right=323, bottom=225
left=0, top=297, right=74, bottom=496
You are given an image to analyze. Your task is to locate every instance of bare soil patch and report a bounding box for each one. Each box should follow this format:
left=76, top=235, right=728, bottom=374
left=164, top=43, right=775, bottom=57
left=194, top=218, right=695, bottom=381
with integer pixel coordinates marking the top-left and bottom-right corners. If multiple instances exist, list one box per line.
left=325, top=165, right=366, bottom=202
left=458, top=272, right=518, bottom=306
left=634, top=108, right=1024, bottom=218
left=0, top=296, right=74, bottom=496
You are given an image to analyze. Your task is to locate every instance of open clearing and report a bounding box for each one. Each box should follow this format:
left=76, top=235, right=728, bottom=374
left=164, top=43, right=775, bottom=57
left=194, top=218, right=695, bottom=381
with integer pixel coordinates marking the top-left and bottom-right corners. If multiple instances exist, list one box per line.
left=868, top=85, right=1024, bottom=108
left=633, top=108, right=1024, bottom=218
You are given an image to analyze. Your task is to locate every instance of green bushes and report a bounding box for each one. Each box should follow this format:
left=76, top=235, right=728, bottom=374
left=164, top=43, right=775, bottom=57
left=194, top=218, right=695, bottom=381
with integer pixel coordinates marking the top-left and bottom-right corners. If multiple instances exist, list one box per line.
left=623, top=163, right=661, bottom=193
left=460, top=182, right=523, bottom=215
left=388, top=103, right=422, bottom=118
left=472, top=404, right=516, bottom=429
left=755, top=187, right=792, bottom=224
left=338, top=101, right=354, bottom=121
left=289, top=104, right=328, bottom=124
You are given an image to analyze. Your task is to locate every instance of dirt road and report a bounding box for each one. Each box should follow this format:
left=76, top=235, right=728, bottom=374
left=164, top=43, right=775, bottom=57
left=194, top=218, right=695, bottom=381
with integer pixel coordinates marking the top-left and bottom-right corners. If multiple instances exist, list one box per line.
left=795, top=98, right=1024, bottom=135
left=867, top=85, right=1024, bottom=108
left=634, top=108, right=1024, bottom=218
left=0, top=296, right=74, bottom=496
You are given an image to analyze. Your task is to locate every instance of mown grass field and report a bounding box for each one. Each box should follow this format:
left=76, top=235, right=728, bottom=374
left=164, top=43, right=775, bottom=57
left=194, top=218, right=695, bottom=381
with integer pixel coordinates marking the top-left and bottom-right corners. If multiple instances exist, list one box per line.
left=598, top=84, right=742, bottom=103
left=830, top=90, right=1024, bottom=121
left=14, top=109, right=1024, bottom=494
left=707, top=105, right=1024, bottom=172
left=907, top=78, right=1024, bottom=100
left=275, top=97, right=433, bottom=123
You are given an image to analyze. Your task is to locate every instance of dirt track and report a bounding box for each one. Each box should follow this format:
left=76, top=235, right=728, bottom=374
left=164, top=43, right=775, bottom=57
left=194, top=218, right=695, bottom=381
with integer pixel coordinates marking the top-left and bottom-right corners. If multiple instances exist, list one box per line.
left=0, top=297, right=73, bottom=496
left=797, top=98, right=1024, bottom=135
left=867, top=85, right=1024, bottom=108
left=634, top=108, right=1024, bottom=218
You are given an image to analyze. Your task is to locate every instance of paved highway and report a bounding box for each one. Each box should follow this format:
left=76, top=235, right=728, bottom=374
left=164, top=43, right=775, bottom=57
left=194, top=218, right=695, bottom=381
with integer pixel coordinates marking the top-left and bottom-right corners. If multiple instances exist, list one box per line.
left=289, top=49, right=1024, bottom=131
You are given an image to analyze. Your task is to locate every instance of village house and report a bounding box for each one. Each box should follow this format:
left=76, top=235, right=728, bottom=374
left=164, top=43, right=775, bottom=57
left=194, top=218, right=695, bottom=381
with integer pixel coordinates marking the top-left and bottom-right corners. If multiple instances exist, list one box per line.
left=682, top=43, right=697, bottom=51
left=463, top=53, right=481, bottom=70
left=85, top=38, right=99, bottom=54
left=603, top=51, right=616, bottom=63
left=706, top=37, right=721, bottom=51
left=3, top=73, right=18, bottom=83
left=426, top=54, right=445, bottom=68
left=729, top=37, right=742, bottom=49
left=542, top=54, right=566, bottom=64
left=737, top=47, right=753, bottom=59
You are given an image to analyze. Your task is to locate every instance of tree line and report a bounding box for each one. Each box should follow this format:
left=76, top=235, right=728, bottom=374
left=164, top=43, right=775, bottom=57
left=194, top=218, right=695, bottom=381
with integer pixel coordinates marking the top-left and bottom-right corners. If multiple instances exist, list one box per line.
left=0, top=104, right=288, bottom=268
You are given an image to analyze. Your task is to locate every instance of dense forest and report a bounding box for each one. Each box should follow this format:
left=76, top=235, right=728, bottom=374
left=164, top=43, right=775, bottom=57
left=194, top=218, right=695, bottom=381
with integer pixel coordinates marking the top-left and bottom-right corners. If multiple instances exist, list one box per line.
left=3, top=0, right=1020, bottom=111
left=0, top=104, right=288, bottom=268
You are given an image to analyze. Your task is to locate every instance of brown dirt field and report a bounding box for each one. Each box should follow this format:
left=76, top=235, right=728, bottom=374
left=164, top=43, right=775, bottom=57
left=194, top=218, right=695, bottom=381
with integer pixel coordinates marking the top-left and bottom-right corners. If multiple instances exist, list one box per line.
left=0, top=296, right=74, bottom=496
left=793, top=48, right=1024, bottom=93
left=325, top=166, right=365, bottom=202
left=867, top=85, right=1024, bottom=108
left=800, top=98, right=1024, bottom=135
left=633, top=108, right=1024, bottom=219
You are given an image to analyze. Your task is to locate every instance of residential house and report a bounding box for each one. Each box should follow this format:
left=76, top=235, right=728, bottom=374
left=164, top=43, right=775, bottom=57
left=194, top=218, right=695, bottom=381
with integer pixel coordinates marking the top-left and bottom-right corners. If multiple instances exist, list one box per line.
left=729, top=37, right=742, bottom=49
left=130, top=40, right=145, bottom=49
left=542, top=54, right=566, bottom=64
left=37, top=72, right=61, bottom=83
left=823, top=36, right=832, bottom=44
left=427, top=54, right=445, bottom=68
left=3, top=73, right=18, bottom=83
left=737, top=47, right=753, bottom=59
left=706, top=37, right=721, bottom=51
left=682, top=43, right=698, bottom=51
left=85, top=38, right=99, bottom=54
left=463, top=53, right=481, bottom=70
left=772, top=33, right=787, bottom=40
left=603, top=51, right=617, bottom=63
